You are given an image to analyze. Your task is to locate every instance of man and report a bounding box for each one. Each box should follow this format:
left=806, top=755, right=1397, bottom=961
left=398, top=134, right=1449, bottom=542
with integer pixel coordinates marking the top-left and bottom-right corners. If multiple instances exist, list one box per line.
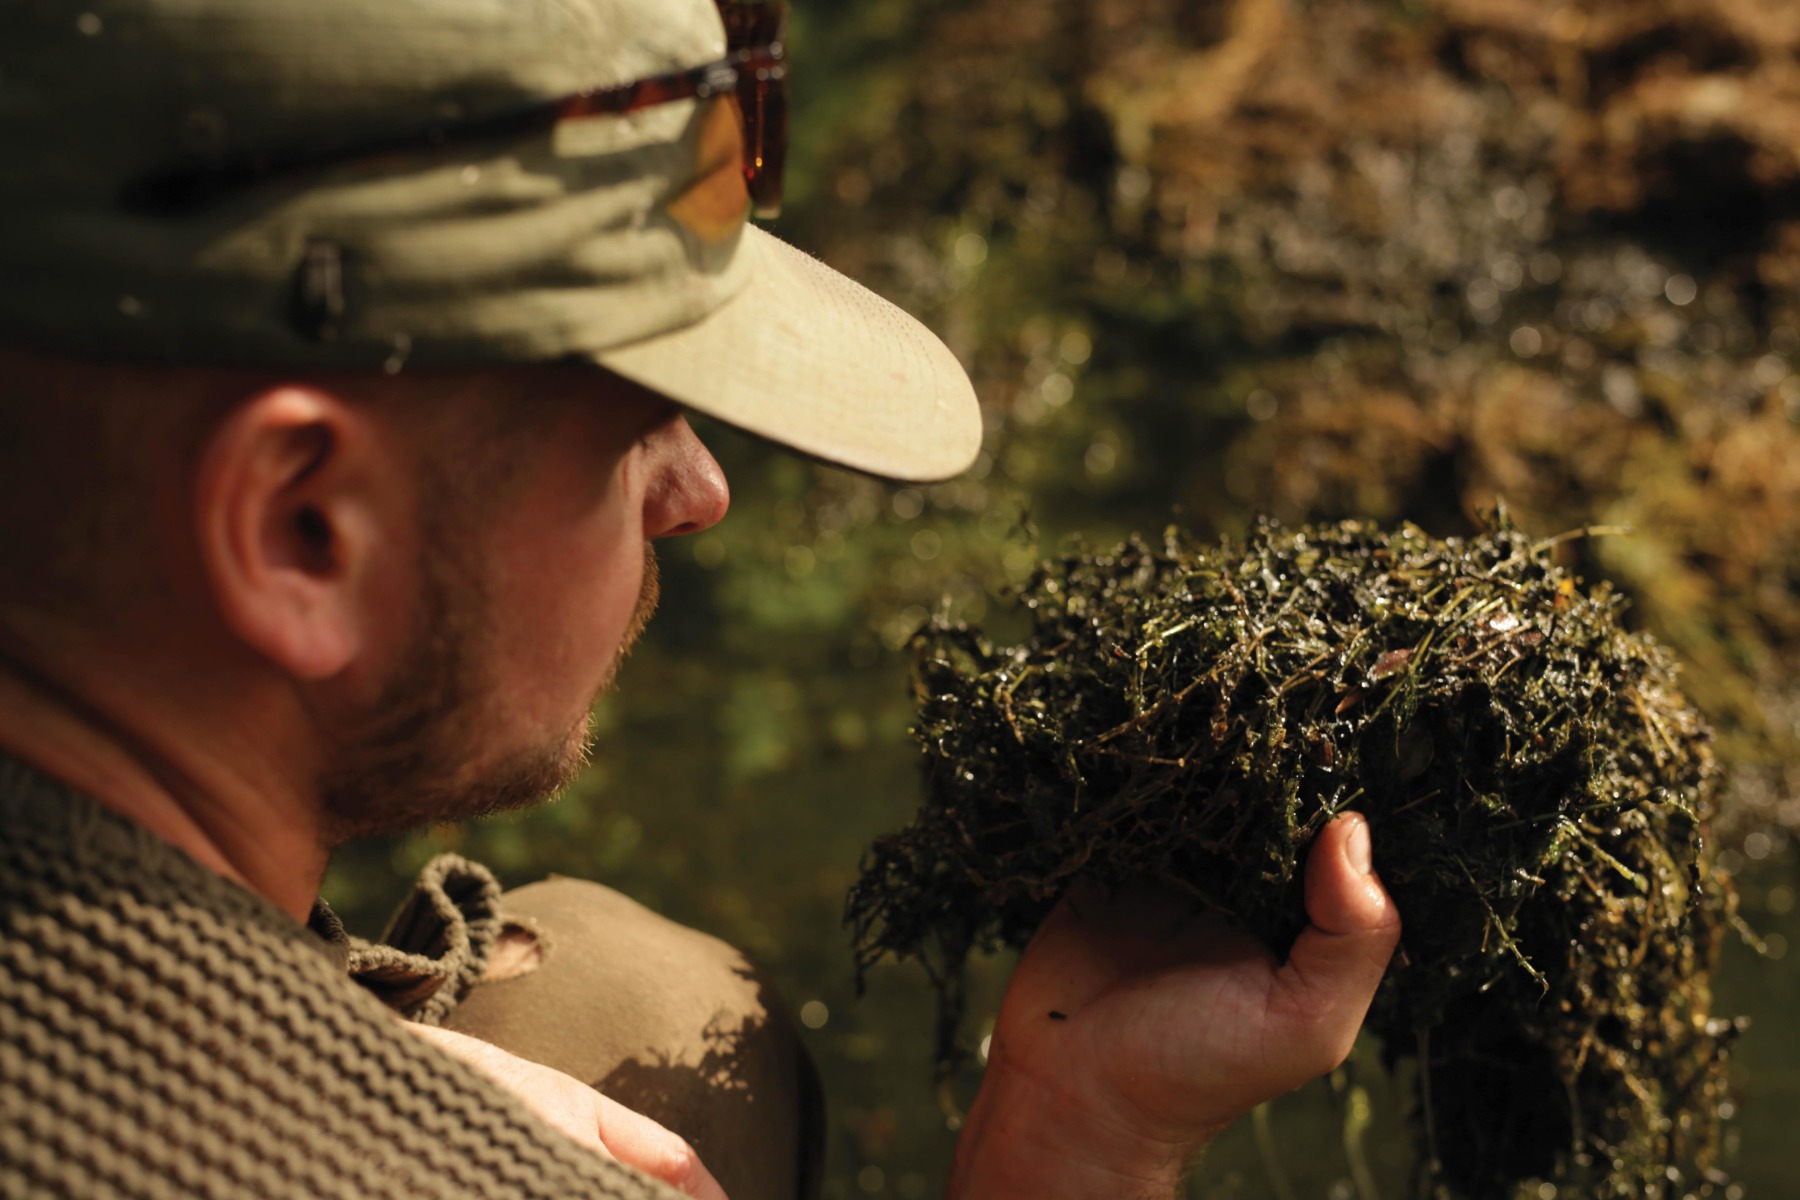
left=0, top=1, right=1400, bottom=1197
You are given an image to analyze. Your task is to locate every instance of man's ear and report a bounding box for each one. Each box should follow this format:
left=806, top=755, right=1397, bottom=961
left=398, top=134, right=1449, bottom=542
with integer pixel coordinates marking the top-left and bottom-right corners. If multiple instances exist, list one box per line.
left=192, top=385, right=409, bottom=681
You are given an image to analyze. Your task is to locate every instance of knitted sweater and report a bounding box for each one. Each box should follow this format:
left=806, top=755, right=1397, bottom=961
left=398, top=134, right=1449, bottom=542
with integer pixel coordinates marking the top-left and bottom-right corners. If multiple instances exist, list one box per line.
left=0, top=755, right=679, bottom=1199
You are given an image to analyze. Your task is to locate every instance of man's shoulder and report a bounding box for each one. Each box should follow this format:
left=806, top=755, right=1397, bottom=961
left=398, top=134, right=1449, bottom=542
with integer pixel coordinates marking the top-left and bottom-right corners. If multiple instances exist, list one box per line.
left=0, top=754, right=678, bottom=1200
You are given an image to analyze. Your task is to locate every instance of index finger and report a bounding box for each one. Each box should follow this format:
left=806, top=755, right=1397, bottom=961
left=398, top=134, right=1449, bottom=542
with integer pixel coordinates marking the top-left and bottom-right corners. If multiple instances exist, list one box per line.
left=591, top=1093, right=731, bottom=1200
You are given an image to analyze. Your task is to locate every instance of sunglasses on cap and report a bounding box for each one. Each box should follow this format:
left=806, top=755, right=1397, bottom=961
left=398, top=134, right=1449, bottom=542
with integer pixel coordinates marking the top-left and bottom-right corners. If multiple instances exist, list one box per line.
left=123, top=0, right=790, bottom=220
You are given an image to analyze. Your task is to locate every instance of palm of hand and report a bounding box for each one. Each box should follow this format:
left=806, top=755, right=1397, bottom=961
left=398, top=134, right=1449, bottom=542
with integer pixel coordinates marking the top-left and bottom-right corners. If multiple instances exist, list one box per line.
left=977, top=815, right=1399, bottom=1173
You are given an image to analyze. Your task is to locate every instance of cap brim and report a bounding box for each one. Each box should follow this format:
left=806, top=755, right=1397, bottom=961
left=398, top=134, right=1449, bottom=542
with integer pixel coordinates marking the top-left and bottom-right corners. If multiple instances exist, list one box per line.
left=592, top=227, right=983, bottom=484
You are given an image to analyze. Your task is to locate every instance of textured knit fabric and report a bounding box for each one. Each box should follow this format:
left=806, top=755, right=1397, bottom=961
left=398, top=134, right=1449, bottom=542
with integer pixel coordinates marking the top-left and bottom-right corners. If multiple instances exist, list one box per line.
left=0, top=754, right=681, bottom=1200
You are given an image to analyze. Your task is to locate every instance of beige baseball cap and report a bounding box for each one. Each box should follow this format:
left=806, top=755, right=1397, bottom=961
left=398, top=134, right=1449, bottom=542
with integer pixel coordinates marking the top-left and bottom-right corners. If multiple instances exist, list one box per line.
left=0, top=0, right=982, bottom=483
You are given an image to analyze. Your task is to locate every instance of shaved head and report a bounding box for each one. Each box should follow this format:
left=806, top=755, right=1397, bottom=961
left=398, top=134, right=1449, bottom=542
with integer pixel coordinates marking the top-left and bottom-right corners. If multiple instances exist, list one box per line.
left=0, top=350, right=229, bottom=613
left=0, top=347, right=560, bottom=616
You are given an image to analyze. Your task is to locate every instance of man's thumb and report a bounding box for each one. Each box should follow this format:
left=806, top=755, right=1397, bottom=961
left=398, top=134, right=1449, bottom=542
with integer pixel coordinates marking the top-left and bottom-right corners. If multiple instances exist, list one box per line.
left=1273, top=814, right=1402, bottom=1068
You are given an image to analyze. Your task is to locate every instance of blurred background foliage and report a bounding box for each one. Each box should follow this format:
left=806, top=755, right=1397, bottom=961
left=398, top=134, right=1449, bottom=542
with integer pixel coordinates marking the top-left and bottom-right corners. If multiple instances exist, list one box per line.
left=327, top=0, right=1800, bottom=1195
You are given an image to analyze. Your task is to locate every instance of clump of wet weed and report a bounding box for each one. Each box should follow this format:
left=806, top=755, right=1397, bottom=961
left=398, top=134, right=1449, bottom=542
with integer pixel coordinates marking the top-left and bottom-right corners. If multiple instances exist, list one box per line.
left=851, top=518, right=1736, bottom=1198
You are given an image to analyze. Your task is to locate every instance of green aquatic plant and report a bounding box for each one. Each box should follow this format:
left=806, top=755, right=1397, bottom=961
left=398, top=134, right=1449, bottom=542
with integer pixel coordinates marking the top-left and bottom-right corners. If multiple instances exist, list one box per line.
left=850, top=519, right=1737, bottom=1199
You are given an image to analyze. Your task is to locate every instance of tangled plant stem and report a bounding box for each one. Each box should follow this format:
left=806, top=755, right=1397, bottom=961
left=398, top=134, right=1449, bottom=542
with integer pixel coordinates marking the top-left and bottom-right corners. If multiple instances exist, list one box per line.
left=850, top=518, right=1737, bottom=1199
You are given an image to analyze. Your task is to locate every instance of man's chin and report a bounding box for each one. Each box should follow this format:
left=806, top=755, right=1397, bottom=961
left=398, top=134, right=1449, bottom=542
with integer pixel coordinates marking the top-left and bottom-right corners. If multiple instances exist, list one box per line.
left=533, top=712, right=597, bottom=804
left=321, top=716, right=595, bottom=846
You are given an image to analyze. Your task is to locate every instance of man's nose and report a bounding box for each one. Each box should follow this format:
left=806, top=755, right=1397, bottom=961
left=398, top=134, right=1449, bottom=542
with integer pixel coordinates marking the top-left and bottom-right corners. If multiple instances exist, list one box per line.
left=642, top=415, right=730, bottom=538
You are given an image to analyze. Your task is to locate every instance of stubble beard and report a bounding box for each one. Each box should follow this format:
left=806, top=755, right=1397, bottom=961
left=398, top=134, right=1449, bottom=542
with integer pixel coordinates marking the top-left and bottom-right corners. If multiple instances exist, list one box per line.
left=317, top=537, right=660, bottom=847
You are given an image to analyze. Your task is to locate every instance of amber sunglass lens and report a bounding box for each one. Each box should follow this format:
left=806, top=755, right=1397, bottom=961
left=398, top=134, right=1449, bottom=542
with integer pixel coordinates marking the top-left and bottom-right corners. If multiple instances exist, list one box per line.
left=742, top=66, right=787, bottom=218
left=718, top=0, right=787, bottom=218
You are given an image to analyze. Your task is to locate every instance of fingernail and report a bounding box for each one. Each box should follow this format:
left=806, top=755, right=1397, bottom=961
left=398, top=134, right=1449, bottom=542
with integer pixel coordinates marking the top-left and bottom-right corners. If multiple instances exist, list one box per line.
left=1345, top=815, right=1373, bottom=875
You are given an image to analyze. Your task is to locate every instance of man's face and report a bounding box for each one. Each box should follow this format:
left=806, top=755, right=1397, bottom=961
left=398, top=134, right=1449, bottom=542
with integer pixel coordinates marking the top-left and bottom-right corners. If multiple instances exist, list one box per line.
left=319, top=378, right=727, bottom=843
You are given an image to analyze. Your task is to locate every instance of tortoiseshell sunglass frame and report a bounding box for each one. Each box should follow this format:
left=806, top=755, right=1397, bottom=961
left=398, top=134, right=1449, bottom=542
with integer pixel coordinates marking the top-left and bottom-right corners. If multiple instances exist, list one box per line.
left=122, top=0, right=790, bottom=219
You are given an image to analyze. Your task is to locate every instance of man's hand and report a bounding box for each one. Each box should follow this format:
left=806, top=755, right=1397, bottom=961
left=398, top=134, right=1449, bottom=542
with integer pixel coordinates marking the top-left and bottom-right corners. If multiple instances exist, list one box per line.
left=948, top=813, right=1401, bottom=1200
left=405, top=1023, right=729, bottom=1200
